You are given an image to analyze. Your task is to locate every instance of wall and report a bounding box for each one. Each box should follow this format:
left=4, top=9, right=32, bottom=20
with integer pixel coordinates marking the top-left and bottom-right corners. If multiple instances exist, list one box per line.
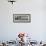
left=0, top=0, right=46, bottom=41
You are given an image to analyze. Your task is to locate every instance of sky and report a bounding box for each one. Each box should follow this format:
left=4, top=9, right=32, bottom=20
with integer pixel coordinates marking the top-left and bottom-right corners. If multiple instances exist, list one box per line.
left=0, top=0, right=46, bottom=42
